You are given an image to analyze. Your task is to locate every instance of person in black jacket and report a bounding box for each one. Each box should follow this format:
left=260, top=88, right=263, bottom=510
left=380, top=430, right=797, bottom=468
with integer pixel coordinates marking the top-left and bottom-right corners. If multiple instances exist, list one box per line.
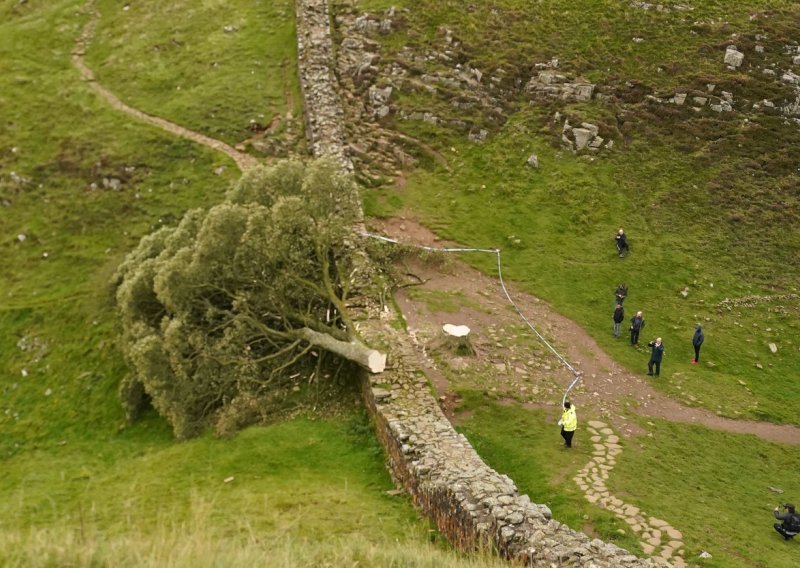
left=613, top=304, right=625, bottom=338
left=647, top=337, right=665, bottom=376
left=630, top=311, right=645, bottom=345
left=691, top=324, right=705, bottom=364
left=773, top=503, right=800, bottom=540
left=615, top=228, right=629, bottom=257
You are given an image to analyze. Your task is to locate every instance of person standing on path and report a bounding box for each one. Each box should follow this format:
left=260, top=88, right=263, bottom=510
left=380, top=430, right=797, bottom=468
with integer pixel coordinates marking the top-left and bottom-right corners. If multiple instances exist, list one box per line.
left=613, top=304, right=625, bottom=338
left=647, top=337, right=665, bottom=376
left=558, top=401, right=578, bottom=448
left=691, top=324, right=705, bottom=364
left=630, top=311, right=645, bottom=345
left=615, top=228, right=630, bottom=257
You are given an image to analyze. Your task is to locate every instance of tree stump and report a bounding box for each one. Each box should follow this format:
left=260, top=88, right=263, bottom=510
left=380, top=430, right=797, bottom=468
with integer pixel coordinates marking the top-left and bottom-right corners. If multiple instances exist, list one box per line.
left=442, top=324, right=475, bottom=356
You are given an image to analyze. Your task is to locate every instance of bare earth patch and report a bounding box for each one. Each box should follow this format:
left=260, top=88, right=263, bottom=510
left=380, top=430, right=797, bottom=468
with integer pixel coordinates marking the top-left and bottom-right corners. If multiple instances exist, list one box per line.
left=371, top=216, right=800, bottom=446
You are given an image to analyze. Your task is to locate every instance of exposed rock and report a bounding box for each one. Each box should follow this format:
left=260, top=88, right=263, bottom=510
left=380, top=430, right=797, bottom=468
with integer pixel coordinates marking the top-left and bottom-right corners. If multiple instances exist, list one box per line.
left=527, top=154, right=539, bottom=169
left=724, top=46, right=744, bottom=68
left=768, top=343, right=778, bottom=354
left=572, top=128, right=594, bottom=150
left=526, top=70, right=594, bottom=102
left=468, top=128, right=488, bottom=143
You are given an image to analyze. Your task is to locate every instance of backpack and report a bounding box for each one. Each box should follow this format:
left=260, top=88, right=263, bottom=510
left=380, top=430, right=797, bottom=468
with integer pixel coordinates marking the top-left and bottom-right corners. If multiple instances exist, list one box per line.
left=789, top=514, right=800, bottom=532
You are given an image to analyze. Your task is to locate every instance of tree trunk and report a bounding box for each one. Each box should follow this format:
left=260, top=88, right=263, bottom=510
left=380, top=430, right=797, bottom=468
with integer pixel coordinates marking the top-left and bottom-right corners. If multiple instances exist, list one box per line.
left=297, top=327, right=386, bottom=373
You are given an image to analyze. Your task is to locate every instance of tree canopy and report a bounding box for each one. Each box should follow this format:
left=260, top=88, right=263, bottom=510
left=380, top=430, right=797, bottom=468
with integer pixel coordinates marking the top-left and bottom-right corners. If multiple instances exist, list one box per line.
left=114, top=159, right=385, bottom=438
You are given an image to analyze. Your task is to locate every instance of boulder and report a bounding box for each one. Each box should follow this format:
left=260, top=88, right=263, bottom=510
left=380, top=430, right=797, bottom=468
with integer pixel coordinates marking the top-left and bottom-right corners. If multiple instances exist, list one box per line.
left=724, top=46, right=744, bottom=68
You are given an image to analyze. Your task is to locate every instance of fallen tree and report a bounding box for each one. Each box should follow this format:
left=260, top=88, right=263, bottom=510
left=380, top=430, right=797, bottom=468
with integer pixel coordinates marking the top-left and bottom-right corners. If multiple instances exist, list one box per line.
left=113, top=159, right=387, bottom=438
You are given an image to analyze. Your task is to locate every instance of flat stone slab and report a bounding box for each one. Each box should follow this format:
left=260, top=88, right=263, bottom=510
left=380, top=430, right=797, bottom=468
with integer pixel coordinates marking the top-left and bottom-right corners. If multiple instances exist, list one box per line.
left=587, top=420, right=607, bottom=429
left=666, top=527, right=683, bottom=540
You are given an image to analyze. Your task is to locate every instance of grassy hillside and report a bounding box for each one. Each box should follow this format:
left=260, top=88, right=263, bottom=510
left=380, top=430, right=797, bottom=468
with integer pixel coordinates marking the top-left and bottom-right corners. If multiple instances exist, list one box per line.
left=456, top=395, right=800, bottom=568
left=357, top=0, right=800, bottom=426
left=87, top=0, right=304, bottom=152
left=0, top=1, right=486, bottom=565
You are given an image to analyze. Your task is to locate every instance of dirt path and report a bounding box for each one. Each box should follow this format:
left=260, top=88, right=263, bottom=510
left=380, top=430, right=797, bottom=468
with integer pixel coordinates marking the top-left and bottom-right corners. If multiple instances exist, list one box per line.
left=72, top=1, right=259, bottom=173
left=373, top=216, right=800, bottom=446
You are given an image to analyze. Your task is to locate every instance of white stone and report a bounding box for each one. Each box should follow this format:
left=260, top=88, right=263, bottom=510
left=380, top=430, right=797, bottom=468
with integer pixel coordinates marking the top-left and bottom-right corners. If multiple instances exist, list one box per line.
left=724, top=46, right=744, bottom=67
left=572, top=128, right=594, bottom=150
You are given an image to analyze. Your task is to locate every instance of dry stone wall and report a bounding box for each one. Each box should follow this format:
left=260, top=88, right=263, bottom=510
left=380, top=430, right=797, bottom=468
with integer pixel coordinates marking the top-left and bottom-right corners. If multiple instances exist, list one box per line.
left=295, top=1, right=667, bottom=565
left=295, top=0, right=353, bottom=171
left=356, top=306, right=665, bottom=567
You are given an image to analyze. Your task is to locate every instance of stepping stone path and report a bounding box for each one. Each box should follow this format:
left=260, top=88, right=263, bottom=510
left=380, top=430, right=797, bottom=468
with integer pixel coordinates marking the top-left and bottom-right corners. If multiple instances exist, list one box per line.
left=574, top=420, right=685, bottom=568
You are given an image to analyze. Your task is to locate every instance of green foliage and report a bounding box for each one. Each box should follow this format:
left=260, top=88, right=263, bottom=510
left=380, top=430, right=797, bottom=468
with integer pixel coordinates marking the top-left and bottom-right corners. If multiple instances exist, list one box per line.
left=114, top=160, right=370, bottom=438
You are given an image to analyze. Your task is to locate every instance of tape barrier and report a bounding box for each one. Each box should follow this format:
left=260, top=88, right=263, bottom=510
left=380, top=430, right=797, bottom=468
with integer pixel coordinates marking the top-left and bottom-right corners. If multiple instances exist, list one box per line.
left=362, top=231, right=582, bottom=405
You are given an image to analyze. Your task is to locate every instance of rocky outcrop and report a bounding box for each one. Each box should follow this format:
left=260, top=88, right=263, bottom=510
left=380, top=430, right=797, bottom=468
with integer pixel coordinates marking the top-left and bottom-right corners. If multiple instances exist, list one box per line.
left=526, top=70, right=595, bottom=102
left=295, top=0, right=353, bottom=170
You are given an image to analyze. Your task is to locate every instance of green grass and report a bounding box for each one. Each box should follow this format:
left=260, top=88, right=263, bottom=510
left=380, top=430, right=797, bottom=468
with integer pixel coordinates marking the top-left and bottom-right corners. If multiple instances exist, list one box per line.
left=610, top=418, right=800, bottom=568
left=0, top=1, right=471, bottom=564
left=454, top=392, right=644, bottom=554
left=88, top=0, right=302, bottom=146
left=367, top=112, right=800, bottom=424
left=357, top=0, right=800, bottom=425
left=456, top=394, right=800, bottom=568
left=1, top=416, right=417, bottom=541
left=1, top=414, right=508, bottom=567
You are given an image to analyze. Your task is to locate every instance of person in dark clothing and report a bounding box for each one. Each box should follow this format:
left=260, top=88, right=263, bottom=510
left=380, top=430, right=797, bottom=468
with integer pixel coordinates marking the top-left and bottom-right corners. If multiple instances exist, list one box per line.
left=691, top=324, right=705, bottom=364
left=615, top=283, right=628, bottom=306
left=615, top=228, right=629, bottom=257
left=630, top=311, right=645, bottom=345
left=613, top=304, right=625, bottom=338
left=773, top=503, right=800, bottom=540
left=647, top=337, right=665, bottom=376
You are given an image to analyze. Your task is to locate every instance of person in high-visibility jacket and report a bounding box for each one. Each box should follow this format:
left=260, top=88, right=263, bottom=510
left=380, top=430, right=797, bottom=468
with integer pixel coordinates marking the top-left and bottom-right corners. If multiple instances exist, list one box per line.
left=558, top=401, right=578, bottom=448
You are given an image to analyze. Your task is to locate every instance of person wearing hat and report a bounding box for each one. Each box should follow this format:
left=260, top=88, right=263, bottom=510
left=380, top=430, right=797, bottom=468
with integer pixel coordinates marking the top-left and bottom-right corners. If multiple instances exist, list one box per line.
left=558, top=401, right=578, bottom=448
left=773, top=502, right=800, bottom=540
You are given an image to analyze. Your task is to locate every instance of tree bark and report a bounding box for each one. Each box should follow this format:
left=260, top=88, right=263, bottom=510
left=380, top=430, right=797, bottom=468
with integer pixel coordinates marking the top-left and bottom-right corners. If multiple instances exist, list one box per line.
left=297, top=327, right=386, bottom=373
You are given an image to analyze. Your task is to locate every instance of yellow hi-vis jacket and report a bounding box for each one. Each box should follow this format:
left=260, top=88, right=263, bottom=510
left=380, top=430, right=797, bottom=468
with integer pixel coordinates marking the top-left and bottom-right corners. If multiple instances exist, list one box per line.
left=560, top=407, right=577, bottom=431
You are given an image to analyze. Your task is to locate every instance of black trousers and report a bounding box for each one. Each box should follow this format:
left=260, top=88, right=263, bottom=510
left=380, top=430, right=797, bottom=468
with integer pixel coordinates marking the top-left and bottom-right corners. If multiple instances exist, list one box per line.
left=648, top=359, right=661, bottom=376
left=631, top=329, right=640, bottom=345
left=694, top=344, right=701, bottom=362
left=774, top=523, right=797, bottom=540
left=561, top=427, right=575, bottom=448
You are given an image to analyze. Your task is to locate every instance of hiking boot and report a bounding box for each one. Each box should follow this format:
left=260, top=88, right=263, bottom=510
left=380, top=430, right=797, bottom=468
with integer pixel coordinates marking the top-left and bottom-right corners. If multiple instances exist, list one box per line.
left=647, top=372, right=654, bottom=376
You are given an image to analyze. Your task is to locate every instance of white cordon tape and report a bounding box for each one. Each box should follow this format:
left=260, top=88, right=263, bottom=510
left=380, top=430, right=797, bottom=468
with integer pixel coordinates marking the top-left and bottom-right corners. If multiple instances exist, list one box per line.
left=362, top=231, right=582, bottom=405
